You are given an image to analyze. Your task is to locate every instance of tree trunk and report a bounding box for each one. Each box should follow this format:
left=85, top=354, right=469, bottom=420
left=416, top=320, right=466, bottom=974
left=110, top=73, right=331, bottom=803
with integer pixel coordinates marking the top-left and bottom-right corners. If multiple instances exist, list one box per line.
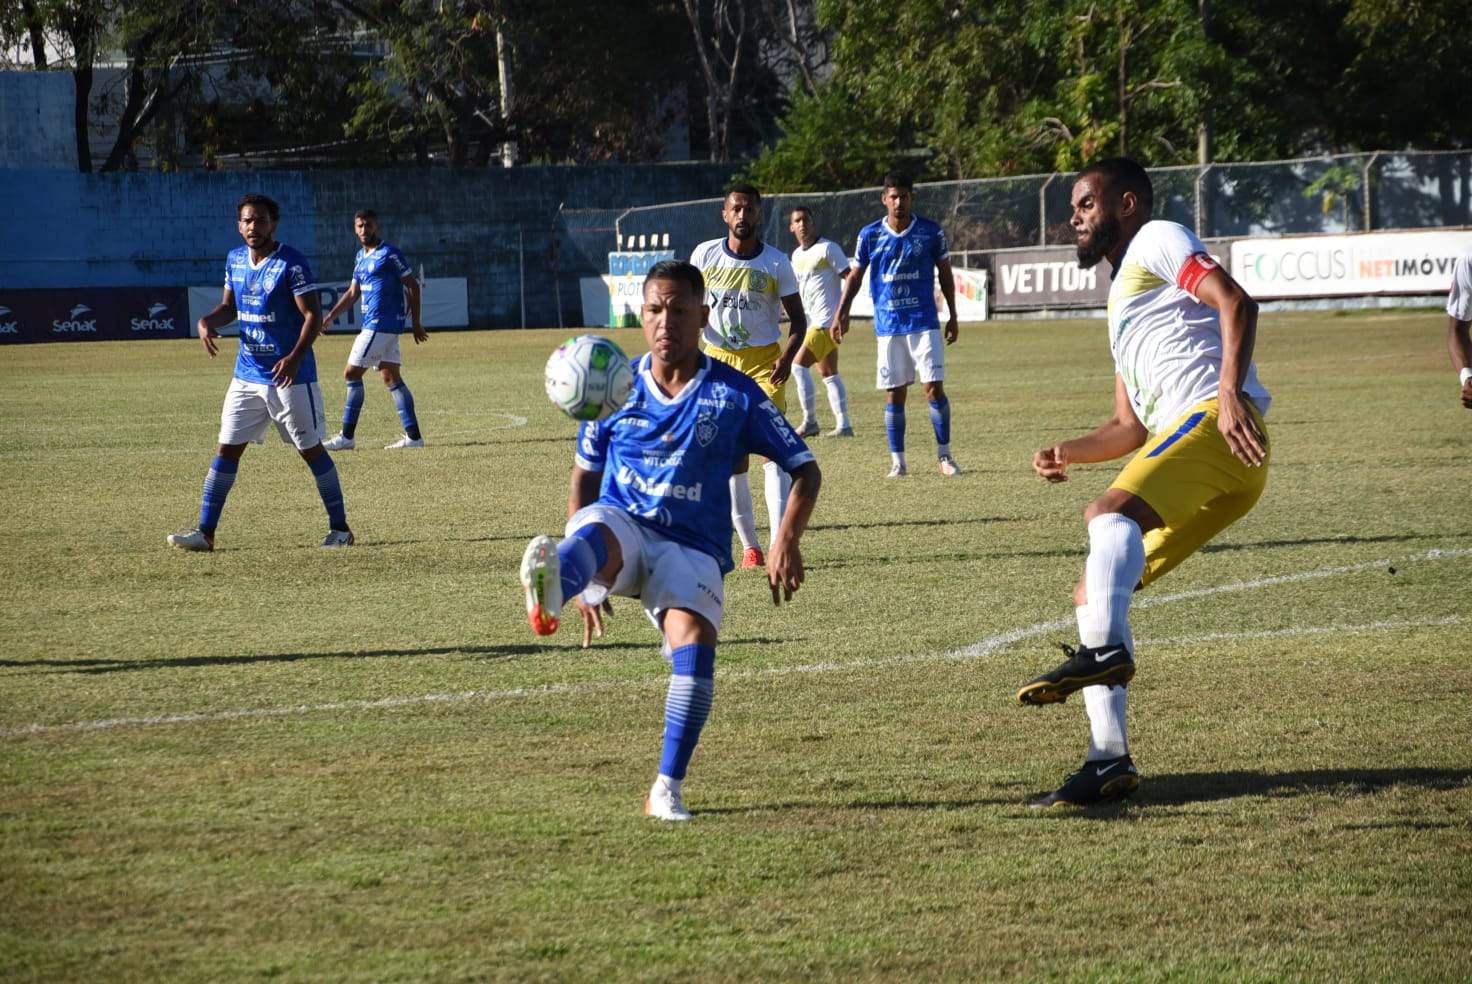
left=73, top=63, right=93, bottom=172
left=21, top=0, right=46, bottom=69
left=496, top=23, right=517, bottom=167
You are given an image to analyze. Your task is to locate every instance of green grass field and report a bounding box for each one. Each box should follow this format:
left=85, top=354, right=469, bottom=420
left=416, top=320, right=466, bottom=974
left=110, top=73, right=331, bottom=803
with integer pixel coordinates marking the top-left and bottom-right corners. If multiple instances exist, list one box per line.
left=2, top=312, right=1469, bottom=982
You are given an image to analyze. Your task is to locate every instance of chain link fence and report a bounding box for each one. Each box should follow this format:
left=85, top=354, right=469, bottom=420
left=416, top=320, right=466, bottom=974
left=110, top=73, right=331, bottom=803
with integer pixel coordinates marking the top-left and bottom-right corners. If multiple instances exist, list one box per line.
left=611, top=150, right=1472, bottom=269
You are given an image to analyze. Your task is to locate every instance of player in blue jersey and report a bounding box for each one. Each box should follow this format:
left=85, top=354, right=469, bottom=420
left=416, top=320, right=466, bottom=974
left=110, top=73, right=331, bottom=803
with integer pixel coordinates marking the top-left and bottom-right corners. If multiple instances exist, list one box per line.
left=518, top=259, right=822, bottom=821
left=168, top=193, right=352, bottom=551
left=830, top=171, right=961, bottom=478
left=321, top=209, right=427, bottom=450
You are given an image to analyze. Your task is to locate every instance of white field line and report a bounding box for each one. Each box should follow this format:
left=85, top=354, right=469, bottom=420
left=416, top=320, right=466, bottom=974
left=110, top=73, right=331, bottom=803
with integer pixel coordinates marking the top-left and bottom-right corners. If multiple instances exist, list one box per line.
left=4, top=547, right=1469, bottom=739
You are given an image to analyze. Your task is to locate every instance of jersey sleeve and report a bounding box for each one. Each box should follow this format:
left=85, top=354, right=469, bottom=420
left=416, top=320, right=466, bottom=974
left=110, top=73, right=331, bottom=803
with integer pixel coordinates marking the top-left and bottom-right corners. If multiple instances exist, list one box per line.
left=288, top=253, right=316, bottom=297
left=574, top=419, right=610, bottom=472
left=826, top=241, right=848, bottom=271
left=223, top=254, right=233, bottom=291
left=774, top=253, right=798, bottom=297
left=1138, top=222, right=1219, bottom=300
left=1447, top=250, right=1472, bottom=321
left=389, top=246, right=414, bottom=281
left=852, top=228, right=871, bottom=270
left=933, top=222, right=950, bottom=262
left=742, top=390, right=815, bottom=472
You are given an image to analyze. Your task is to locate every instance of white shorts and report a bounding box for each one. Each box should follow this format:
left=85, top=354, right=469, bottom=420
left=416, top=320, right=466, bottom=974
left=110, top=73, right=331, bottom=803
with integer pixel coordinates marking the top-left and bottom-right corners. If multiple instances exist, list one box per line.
left=564, top=504, right=725, bottom=636
left=876, top=328, right=944, bottom=390
left=347, top=329, right=404, bottom=369
left=218, top=378, right=326, bottom=450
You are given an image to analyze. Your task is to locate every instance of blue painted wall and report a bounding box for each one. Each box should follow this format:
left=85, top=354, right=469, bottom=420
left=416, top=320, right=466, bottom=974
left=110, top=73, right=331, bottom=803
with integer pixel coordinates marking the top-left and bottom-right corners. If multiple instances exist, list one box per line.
left=0, top=164, right=738, bottom=328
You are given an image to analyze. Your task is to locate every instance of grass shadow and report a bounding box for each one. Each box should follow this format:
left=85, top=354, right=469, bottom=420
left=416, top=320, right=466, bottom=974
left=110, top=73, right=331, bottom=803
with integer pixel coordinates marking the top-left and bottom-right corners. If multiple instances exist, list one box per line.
left=1141, top=767, right=1472, bottom=806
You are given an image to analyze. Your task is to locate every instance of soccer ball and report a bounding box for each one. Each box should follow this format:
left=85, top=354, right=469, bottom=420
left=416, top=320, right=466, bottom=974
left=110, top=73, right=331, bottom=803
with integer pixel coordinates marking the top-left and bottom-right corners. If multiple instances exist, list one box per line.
left=544, top=334, right=635, bottom=421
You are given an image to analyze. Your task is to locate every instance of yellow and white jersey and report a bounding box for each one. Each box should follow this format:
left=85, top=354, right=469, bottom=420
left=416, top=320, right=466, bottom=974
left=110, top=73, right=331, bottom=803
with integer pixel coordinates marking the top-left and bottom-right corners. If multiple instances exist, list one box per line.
left=790, top=238, right=848, bottom=328
left=1107, top=220, right=1271, bottom=433
left=690, top=238, right=798, bottom=351
left=1446, top=245, right=1472, bottom=321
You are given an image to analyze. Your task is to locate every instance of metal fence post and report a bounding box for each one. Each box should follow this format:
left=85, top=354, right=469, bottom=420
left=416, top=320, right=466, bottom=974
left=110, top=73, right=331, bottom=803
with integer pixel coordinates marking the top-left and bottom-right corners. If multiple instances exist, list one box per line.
left=1195, top=164, right=1214, bottom=237
left=1362, top=152, right=1381, bottom=231
left=1038, top=173, right=1057, bottom=246
left=518, top=225, right=526, bottom=330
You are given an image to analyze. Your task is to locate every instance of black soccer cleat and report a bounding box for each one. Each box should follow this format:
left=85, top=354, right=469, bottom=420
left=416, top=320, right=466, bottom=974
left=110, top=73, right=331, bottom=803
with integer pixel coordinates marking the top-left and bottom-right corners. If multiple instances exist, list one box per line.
left=1016, top=641, right=1135, bottom=706
left=1029, top=755, right=1140, bottom=808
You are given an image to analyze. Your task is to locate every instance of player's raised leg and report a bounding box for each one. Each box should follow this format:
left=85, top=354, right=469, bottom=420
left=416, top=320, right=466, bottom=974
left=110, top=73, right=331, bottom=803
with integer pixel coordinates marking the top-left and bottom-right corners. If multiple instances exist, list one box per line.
left=519, top=522, right=618, bottom=636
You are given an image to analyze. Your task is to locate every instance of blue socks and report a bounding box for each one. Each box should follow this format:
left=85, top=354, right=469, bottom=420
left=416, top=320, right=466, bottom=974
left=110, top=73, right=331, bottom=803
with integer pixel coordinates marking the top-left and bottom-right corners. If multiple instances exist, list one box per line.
left=307, top=452, right=349, bottom=531
left=884, top=404, right=906, bottom=453
left=388, top=382, right=421, bottom=441
left=928, top=397, right=951, bottom=446
left=342, top=379, right=364, bottom=439
left=197, top=455, right=238, bottom=535
left=556, top=525, right=609, bottom=601
left=659, top=643, right=716, bottom=781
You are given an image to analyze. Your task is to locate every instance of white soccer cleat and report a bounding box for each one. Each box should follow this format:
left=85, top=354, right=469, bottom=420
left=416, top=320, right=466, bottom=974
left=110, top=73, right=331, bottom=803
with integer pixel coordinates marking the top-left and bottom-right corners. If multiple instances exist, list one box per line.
left=520, top=535, right=563, bottom=636
left=886, top=463, right=908, bottom=479
left=796, top=419, right=820, bottom=438
left=644, top=777, right=692, bottom=821
left=384, top=436, right=425, bottom=449
left=938, top=454, right=961, bottom=477
left=321, top=529, right=355, bottom=547
left=167, top=528, right=214, bottom=552
left=323, top=433, right=355, bottom=451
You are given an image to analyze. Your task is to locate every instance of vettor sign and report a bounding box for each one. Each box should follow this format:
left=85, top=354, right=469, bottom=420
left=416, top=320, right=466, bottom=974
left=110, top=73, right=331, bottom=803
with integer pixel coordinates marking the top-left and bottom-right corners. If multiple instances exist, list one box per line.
left=1231, top=230, right=1472, bottom=298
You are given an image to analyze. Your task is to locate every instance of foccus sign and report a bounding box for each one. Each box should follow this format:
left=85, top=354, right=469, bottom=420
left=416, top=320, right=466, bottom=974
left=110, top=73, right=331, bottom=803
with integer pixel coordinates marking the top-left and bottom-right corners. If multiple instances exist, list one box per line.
left=1231, top=230, right=1472, bottom=298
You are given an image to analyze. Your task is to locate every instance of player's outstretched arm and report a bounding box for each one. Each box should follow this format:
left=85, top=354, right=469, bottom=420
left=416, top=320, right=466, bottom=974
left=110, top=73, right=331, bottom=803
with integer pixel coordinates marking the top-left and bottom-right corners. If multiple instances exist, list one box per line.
left=1195, top=268, right=1267, bottom=465
left=768, top=460, right=821, bottom=604
left=321, top=282, right=360, bottom=335
left=1448, top=316, right=1472, bottom=409
left=196, top=287, right=237, bottom=359
left=936, top=257, right=959, bottom=344
left=830, top=263, right=865, bottom=344
left=1033, top=374, right=1148, bottom=483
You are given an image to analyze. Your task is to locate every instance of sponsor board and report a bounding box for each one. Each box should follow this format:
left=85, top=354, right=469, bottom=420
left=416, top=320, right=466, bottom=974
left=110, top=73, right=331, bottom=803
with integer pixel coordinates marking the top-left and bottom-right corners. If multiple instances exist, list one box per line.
left=0, top=288, right=189, bottom=344
left=188, top=277, right=470, bottom=335
left=989, top=244, right=1231, bottom=310
left=1230, top=230, right=1472, bottom=298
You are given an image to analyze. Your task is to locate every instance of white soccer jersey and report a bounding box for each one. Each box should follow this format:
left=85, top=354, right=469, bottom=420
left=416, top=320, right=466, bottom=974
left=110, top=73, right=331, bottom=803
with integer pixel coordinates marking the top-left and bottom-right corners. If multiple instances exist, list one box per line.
left=790, top=238, right=847, bottom=328
left=690, top=238, right=798, bottom=350
left=1446, top=246, right=1472, bottom=321
left=1107, top=220, right=1271, bottom=433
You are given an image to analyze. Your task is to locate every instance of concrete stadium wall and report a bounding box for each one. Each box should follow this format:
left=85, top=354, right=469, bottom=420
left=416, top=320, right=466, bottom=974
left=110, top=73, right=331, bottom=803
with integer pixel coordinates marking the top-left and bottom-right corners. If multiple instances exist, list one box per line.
left=0, top=164, right=739, bottom=328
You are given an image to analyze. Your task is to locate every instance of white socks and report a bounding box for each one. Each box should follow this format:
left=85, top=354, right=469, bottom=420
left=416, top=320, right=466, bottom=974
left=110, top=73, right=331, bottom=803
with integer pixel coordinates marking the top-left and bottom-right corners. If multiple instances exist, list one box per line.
left=1081, top=513, right=1145, bottom=648
left=793, top=364, right=817, bottom=424
left=823, top=373, right=850, bottom=429
left=730, top=473, right=758, bottom=550
left=763, top=460, right=790, bottom=548
left=1076, top=512, right=1145, bottom=762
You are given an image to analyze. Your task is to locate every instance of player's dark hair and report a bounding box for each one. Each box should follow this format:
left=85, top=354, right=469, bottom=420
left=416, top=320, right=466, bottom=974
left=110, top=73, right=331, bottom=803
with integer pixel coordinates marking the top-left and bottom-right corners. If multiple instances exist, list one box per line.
left=236, top=193, right=279, bottom=222
left=645, top=260, right=705, bottom=298
left=353, top=208, right=378, bottom=221
left=882, top=171, right=914, bottom=191
left=726, top=182, right=762, bottom=203
left=1079, top=157, right=1154, bottom=214
left=790, top=204, right=812, bottom=219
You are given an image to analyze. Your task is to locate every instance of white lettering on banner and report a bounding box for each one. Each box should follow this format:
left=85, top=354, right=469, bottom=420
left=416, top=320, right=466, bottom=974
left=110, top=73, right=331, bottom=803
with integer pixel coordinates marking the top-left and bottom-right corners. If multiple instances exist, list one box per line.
left=0, top=323, right=17, bottom=334
left=52, top=319, right=97, bottom=333
left=131, top=317, right=175, bottom=332
left=1000, top=261, right=1099, bottom=296
left=1231, top=230, right=1472, bottom=298
left=615, top=465, right=703, bottom=502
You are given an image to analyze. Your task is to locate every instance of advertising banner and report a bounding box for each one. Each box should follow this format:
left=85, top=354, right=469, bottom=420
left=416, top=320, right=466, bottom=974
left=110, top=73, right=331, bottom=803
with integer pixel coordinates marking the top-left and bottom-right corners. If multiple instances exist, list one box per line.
left=188, top=278, right=471, bottom=335
left=1231, top=230, right=1472, bottom=299
left=990, top=247, right=1109, bottom=309
left=0, top=287, right=189, bottom=344
left=850, top=266, right=989, bottom=321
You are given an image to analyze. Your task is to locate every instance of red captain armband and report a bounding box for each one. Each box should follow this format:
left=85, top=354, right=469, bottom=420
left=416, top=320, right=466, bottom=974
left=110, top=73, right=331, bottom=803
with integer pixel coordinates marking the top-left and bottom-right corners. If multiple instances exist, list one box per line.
left=1177, top=252, right=1218, bottom=296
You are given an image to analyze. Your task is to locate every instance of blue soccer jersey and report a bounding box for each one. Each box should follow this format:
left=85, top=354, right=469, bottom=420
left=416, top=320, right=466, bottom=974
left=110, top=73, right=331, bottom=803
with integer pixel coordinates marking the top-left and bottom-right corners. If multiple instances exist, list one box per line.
left=575, top=354, right=814, bottom=573
left=225, top=243, right=318, bottom=385
left=853, top=215, right=949, bottom=336
left=354, top=242, right=414, bottom=332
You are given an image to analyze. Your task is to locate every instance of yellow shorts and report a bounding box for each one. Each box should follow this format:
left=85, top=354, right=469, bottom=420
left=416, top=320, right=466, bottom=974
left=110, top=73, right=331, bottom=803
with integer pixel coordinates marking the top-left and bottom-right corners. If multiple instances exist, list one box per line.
left=800, top=325, right=837, bottom=363
left=1110, top=399, right=1270, bottom=587
left=705, top=341, right=787, bottom=412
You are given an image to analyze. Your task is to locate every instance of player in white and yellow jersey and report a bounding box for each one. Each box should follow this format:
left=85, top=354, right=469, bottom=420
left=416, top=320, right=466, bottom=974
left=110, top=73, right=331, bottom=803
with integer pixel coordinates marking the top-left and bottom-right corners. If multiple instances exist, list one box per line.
left=1017, top=158, right=1271, bottom=808
left=689, top=183, right=807, bottom=570
left=1445, top=244, right=1472, bottom=409
left=788, top=205, right=853, bottom=438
